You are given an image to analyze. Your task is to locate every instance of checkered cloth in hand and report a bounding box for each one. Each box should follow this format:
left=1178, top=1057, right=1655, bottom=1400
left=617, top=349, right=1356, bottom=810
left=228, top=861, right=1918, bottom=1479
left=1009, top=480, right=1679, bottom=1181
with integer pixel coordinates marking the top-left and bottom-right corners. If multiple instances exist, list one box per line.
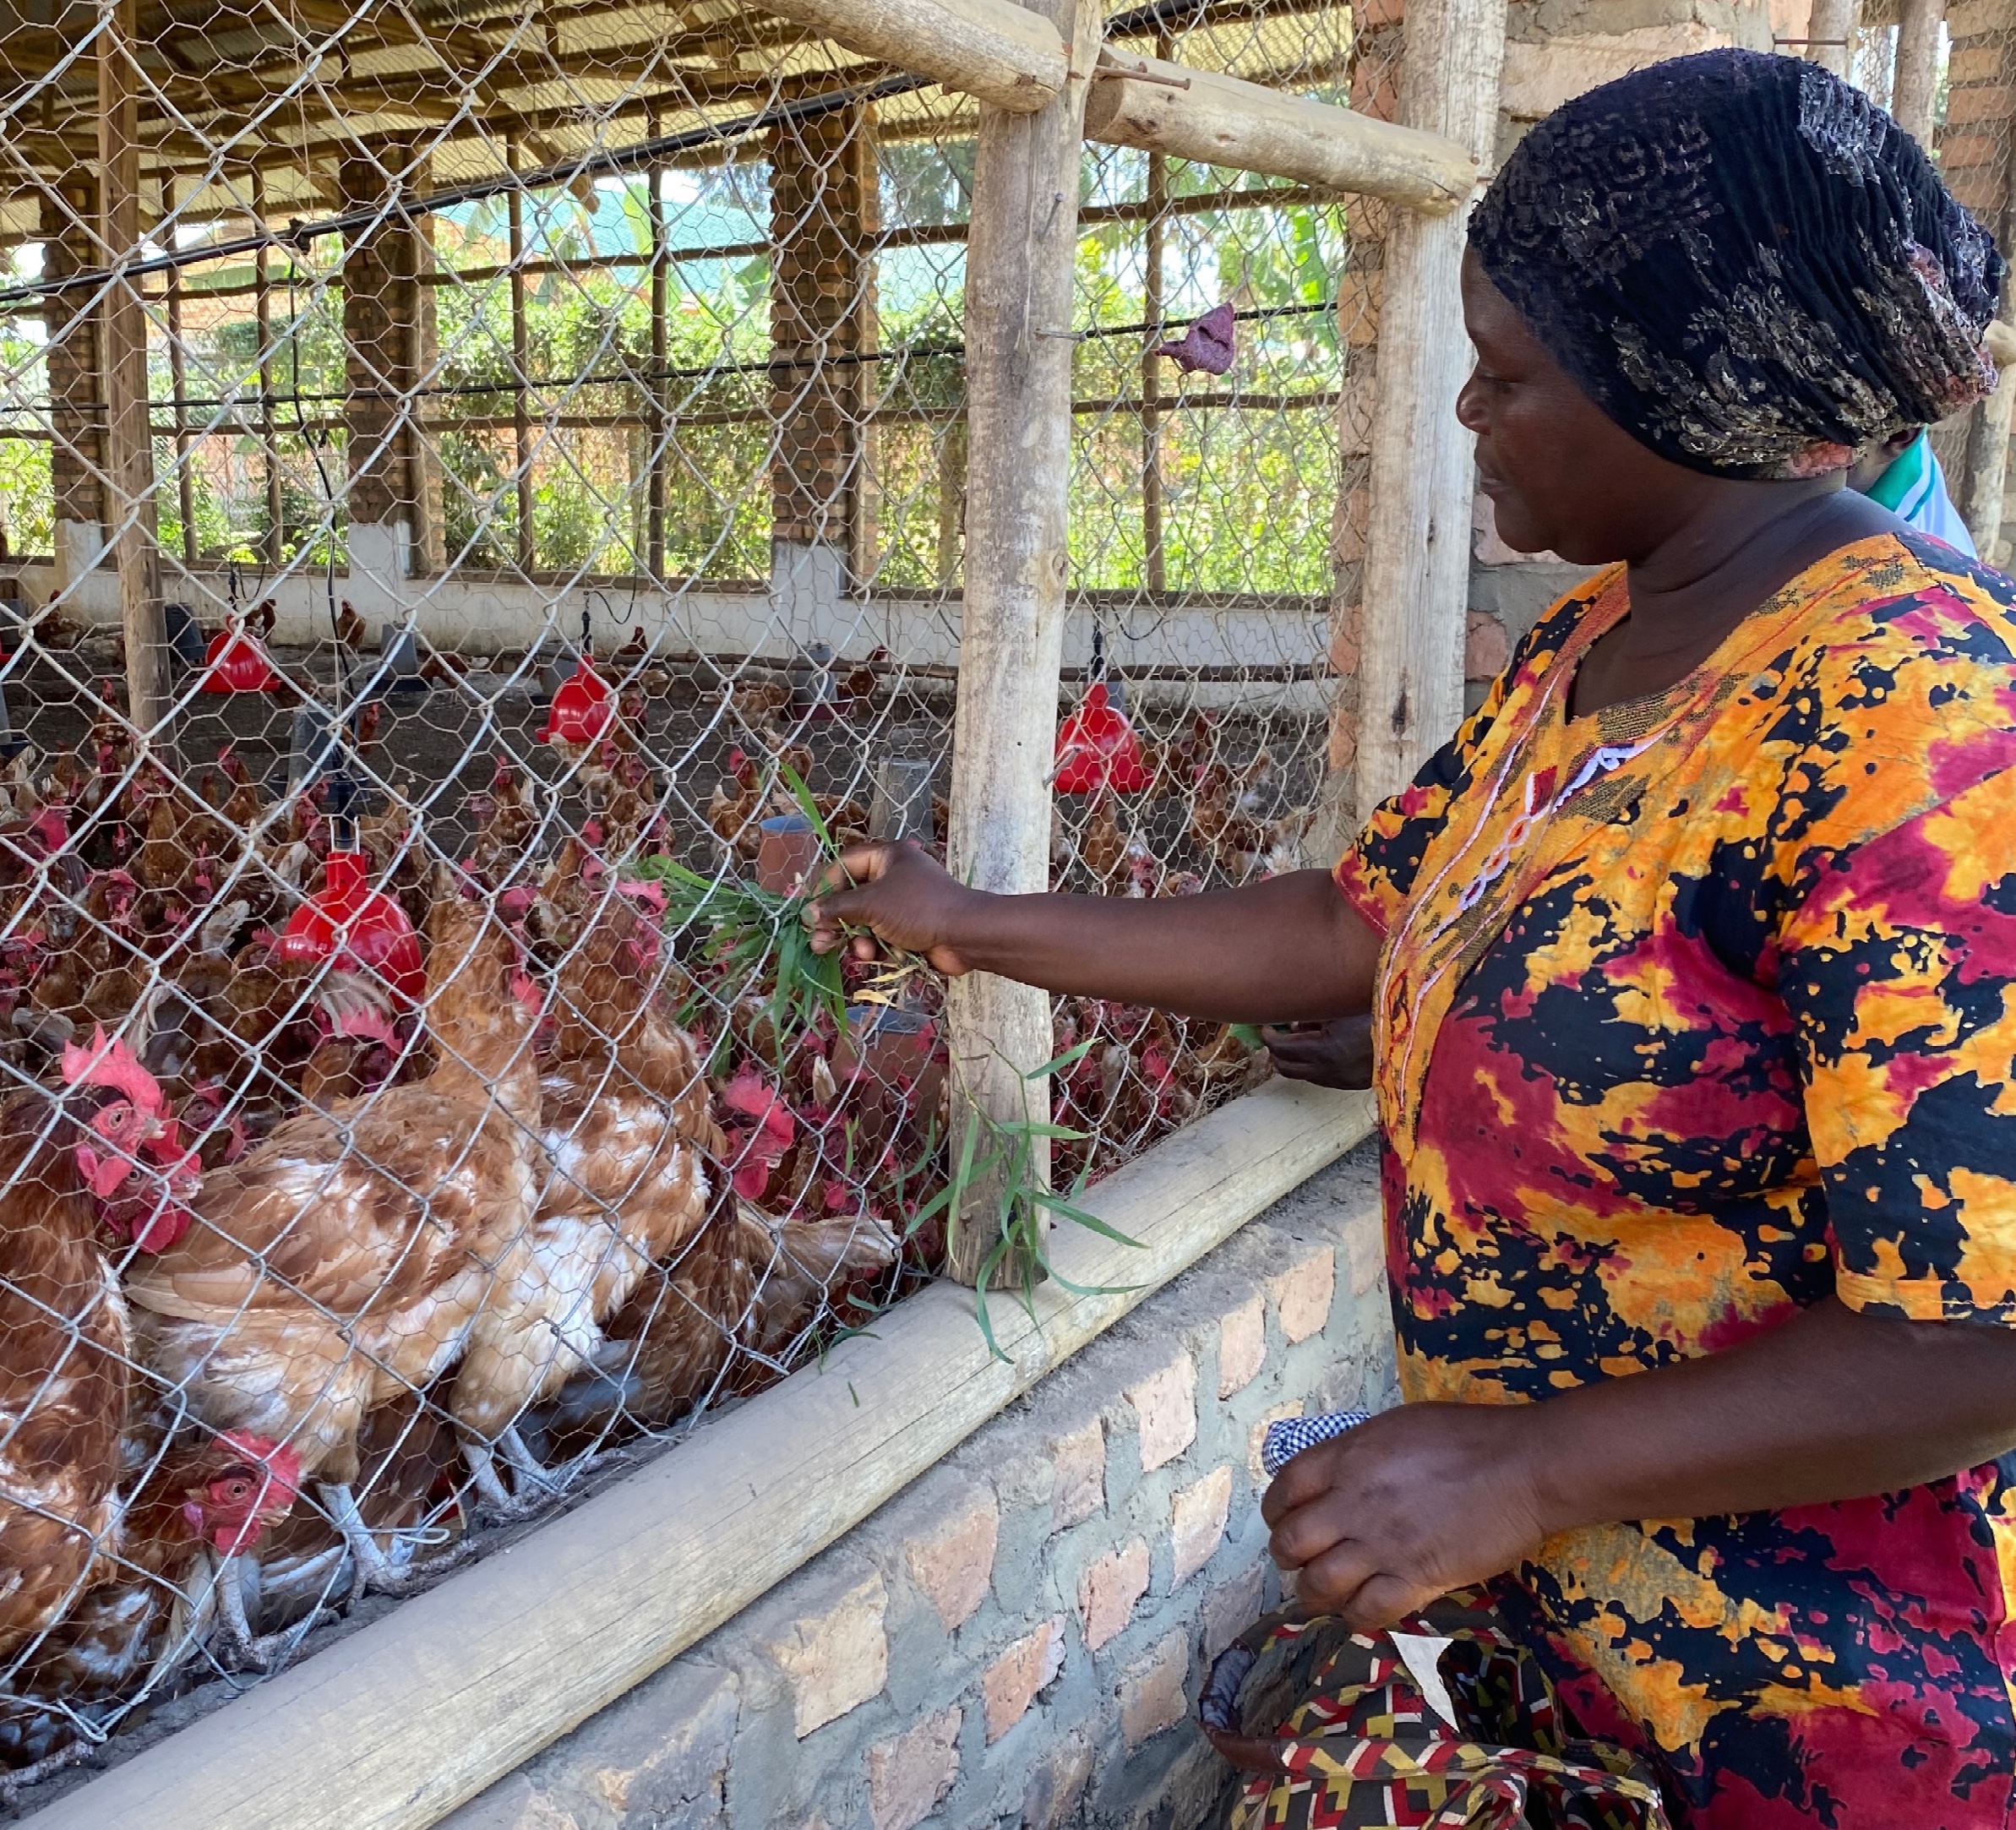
left=1260, top=1411, right=1370, bottom=1479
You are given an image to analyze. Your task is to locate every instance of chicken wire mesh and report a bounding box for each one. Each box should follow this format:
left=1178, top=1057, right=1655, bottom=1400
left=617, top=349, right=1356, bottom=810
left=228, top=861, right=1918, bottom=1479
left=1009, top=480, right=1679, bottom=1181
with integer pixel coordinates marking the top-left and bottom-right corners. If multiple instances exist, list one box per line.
left=0, top=0, right=1373, bottom=1786
left=1929, top=5, right=2016, bottom=568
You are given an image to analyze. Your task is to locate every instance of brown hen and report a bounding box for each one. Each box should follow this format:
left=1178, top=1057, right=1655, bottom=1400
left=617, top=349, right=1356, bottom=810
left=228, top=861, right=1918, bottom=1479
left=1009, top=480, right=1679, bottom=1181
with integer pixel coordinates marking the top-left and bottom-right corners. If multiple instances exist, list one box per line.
left=0, top=1041, right=194, bottom=1668
left=125, top=891, right=546, bottom=1593
left=450, top=874, right=716, bottom=1509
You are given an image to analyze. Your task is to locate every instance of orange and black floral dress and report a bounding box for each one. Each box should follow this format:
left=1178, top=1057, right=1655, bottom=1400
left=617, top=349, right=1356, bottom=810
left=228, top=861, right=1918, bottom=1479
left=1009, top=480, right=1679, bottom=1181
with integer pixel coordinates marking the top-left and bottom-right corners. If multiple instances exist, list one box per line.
left=1336, top=533, right=2016, bottom=1829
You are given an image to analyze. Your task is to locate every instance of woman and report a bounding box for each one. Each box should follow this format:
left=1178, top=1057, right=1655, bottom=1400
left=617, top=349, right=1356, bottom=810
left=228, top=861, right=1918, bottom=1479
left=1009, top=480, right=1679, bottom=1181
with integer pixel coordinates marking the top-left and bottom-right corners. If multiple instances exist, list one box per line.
left=809, top=50, right=2016, bottom=1827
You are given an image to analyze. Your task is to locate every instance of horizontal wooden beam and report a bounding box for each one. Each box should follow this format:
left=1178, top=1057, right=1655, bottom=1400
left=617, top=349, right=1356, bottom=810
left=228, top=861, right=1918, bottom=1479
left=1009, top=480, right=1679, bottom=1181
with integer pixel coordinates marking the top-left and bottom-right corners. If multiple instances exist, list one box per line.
left=760, top=0, right=1069, bottom=110
left=21, top=1081, right=1373, bottom=1830
left=1084, top=47, right=1476, bottom=211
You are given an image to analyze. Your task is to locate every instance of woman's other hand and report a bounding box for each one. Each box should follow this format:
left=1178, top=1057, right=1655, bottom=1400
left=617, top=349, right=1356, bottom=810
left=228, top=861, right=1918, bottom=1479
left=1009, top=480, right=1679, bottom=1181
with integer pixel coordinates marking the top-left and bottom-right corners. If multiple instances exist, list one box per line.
left=804, top=840, right=978, bottom=976
left=1261, top=1403, right=1550, bottom=1628
left=1263, top=1015, right=1374, bottom=1089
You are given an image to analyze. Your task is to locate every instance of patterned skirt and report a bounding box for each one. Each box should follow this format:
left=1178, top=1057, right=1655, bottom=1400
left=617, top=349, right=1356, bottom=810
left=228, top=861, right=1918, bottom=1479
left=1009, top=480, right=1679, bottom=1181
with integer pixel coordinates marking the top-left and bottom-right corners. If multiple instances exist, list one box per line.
left=1199, top=1592, right=1672, bottom=1830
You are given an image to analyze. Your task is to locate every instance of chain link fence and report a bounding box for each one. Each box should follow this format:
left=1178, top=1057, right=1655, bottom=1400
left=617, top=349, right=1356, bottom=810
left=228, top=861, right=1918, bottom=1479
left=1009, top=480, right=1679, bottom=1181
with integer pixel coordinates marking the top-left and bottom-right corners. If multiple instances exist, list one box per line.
left=0, top=0, right=1374, bottom=1789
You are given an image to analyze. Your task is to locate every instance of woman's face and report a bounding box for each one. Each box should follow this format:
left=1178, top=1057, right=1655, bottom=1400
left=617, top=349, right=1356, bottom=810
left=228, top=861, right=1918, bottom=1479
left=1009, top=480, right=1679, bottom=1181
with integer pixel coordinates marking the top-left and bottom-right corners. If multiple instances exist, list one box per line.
left=1457, top=250, right=1701, bottom=565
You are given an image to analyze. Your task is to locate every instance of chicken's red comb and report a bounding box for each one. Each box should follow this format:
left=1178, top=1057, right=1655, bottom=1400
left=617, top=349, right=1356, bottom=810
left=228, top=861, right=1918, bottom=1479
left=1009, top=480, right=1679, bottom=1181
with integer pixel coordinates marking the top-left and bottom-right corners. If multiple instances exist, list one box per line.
left=215, top=1431, right=303, bottom=1505
left=60, top=1026, right=163, bottom=1114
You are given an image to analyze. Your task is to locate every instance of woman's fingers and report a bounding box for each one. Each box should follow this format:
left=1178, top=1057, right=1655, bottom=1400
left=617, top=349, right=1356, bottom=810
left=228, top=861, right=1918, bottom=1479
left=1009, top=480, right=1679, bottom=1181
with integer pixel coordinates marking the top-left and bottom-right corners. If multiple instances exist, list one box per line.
left=1289, top=1538, right=1380, bottom=1614
left=1333, top=1571, right=1427, bottom=1633
left=1261, top=1437, right=1347, bottom=1527
left=802, top=839, right=976, bottom=976
left=805, top=843, right=898, bottom=954
left=1261, top=1017, right=1375, bottom=1091
left=812, top=841, right=897, bottom=901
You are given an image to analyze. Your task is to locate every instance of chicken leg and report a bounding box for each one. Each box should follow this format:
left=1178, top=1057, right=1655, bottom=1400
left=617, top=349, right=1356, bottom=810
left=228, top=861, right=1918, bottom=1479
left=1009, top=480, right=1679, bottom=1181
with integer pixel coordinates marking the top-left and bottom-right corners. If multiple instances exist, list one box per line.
left=208, top=1548, right=336, bottom=1675
left=461, top=1427, right=560, bottom=1522
left=321, top=1482, right=413, bottom=1598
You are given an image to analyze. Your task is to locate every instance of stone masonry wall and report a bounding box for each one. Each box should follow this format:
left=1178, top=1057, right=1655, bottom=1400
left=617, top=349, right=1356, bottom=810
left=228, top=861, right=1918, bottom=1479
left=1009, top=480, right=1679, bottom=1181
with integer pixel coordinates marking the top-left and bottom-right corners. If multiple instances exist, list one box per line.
left=441, top=1141, right=1392, bottom=1830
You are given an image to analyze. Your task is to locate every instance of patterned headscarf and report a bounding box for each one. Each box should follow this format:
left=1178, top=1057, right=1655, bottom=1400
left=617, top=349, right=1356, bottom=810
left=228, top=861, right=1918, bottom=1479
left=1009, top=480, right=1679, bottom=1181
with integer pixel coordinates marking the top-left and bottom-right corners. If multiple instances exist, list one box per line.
left=1468, top=49, right=2005, bottom=480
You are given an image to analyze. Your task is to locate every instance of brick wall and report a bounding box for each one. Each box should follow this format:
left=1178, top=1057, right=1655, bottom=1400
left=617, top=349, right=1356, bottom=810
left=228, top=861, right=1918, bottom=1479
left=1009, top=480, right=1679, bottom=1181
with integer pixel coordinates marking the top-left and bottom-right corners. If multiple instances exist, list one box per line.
left=769, top=103, right=879, bottom=575
left=341, top=140, right=447, bottom=574
left=439, top=1142, right=1393, bottom=1830
left=1320, top=0, right=1771, bottom=835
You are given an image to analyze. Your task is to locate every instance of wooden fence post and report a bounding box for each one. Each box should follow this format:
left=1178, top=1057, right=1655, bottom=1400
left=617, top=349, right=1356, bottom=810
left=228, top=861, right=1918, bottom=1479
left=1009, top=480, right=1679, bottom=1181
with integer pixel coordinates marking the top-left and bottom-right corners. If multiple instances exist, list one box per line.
left=97, top=0, right=172, bottom=743
left=1965, top=191, right=2016, bottom=565
left=1891, top=0, right=1944, bottom=142
left=1352, top=0, right=1504, bottom=813
left=1806, top=0, right=1859, bottom=78
left=942, top=0, right=1098, bottom=1286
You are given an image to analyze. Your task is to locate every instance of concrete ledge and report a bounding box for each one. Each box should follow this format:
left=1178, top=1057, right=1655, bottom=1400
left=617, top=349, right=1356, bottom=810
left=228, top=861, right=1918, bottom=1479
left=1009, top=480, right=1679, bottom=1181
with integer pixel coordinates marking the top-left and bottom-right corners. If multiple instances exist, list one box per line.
left=23, top=1081, right=1373, bottom=1830
left=441, top=1144, right=1392, bottom=1830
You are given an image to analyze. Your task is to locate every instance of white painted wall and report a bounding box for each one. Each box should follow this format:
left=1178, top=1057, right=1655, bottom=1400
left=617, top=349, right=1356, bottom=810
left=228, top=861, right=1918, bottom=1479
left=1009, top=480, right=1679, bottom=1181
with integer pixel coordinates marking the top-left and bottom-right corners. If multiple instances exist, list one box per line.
left=7, top=538, right=1332, bottom=714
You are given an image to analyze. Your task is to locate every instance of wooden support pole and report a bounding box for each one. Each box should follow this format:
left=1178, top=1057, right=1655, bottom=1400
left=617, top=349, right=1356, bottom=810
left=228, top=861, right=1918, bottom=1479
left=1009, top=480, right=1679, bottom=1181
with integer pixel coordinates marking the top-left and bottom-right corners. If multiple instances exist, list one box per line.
left=507, top=138, right=534, bottom=575
left=1141, top=51, right=1169, bottom=597
left=759, top=0, right=1472, bottom=195
left=165, top=177, right=197, bottom=567
left=646, top=112, right=669, bottom=581
left=96, top=0, right=171, bottom=741
left=1806, top=0, right=1859, bottom=78
left=943, top=0, right=1098, bottom=1286
left=936, top=415, right=967, bottom=585
left=1892, top=0, right=1943, bottom=139
left=760, top=0, right=1070, bottom=111
left=254, top=166, right=283, bottom=567
left=1083, top=48, right=1476, bottom=213
left=1353, top=0, right=1504, bottom=812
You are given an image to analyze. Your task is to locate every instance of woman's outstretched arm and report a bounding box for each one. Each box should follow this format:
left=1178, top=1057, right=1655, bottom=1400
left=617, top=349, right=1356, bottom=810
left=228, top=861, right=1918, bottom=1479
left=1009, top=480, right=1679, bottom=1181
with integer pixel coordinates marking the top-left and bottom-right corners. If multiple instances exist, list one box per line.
left=804, top=841, right=1381, bottom=1026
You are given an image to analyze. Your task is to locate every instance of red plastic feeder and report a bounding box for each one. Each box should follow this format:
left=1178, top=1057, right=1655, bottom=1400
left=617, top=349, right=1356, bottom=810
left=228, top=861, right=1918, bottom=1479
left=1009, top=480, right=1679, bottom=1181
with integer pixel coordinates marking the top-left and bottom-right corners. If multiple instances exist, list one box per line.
left=275, top=850, right=425, bottom=1008
left=1054, top=681, right=1147, bottom=795
left=540, top=656, right=613, bottom=745
left=200, top=620, right=285, bottom=694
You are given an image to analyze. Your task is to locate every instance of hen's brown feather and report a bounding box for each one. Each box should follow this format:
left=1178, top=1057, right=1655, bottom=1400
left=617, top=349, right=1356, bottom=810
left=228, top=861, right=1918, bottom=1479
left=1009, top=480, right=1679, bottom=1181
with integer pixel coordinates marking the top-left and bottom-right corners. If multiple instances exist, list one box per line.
left=0, top=1096, right=130, bottom=1666
left=452, top=888, right=716, bottom=1441
left=127, top=896, right=545, bottom=1483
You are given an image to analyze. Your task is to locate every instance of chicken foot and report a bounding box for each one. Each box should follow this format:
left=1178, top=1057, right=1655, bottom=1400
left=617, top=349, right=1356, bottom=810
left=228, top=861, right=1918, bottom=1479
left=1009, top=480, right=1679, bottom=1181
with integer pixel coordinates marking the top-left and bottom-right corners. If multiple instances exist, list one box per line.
left=207, top=1549, right=337, bottom=1675
left=320, top=1482, right=439, bottom=1599
left=461, top=1426, right=562, bottom=1522
left=0, top=1735, right=102, bottom=1810
left=140, top=1558, right=221, bottom=1696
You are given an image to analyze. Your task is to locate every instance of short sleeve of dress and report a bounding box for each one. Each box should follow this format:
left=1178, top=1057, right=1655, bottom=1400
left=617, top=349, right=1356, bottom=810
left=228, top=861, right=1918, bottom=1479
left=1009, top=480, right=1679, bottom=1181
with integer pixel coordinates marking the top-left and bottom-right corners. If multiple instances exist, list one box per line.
left=1779, top=765, right=2016, bottom=1323
left=1335, top=669, right=1516, bottom=938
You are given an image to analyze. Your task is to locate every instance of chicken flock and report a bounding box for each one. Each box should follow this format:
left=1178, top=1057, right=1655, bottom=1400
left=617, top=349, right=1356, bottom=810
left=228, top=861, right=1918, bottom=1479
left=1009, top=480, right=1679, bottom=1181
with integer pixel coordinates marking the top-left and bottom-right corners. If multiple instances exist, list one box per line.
left=0, top=667, right=1286, bottom=1784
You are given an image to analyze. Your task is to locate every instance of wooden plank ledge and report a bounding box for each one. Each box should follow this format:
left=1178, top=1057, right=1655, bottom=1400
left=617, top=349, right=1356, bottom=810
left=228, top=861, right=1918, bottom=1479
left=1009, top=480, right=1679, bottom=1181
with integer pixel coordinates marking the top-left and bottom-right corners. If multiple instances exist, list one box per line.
left=759, top=0, right=1071, bottom=111
left=24, top=1080, right=1375, bottom=1830
left=749, top=0, right=1476, bottom=205
left=1083, top=48, right=1477, bottom=213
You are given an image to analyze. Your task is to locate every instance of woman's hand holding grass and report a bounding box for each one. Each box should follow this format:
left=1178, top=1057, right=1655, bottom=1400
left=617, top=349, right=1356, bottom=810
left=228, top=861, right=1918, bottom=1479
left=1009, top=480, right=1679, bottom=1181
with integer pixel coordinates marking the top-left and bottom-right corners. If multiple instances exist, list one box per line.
left=804, top=841, right=1381, bottom=1027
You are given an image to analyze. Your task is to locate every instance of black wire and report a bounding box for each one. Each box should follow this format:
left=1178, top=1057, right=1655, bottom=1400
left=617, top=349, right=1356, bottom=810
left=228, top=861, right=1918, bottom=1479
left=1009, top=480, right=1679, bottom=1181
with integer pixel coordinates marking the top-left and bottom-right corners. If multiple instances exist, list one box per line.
left=0, top=71, right=931, bottom=310
left=0, top=302, right=1338, bottom=422
left=0, top=0, right=1318, bottom=310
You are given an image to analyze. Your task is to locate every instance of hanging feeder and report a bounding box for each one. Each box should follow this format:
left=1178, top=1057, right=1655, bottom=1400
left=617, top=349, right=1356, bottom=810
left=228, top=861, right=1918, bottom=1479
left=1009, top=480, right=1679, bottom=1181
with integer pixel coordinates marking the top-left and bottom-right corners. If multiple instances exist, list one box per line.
left=539, top=607, right=613, bottom=745
left=199, top=617, right=285, bottom=694
left=275, top=848, right=425, bottom=1008
left=1056, top=624, right=1146, bottom=795
left=1055, top=680, right=1147, bottom=793
left=540, top=655, right=613, bottom=745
